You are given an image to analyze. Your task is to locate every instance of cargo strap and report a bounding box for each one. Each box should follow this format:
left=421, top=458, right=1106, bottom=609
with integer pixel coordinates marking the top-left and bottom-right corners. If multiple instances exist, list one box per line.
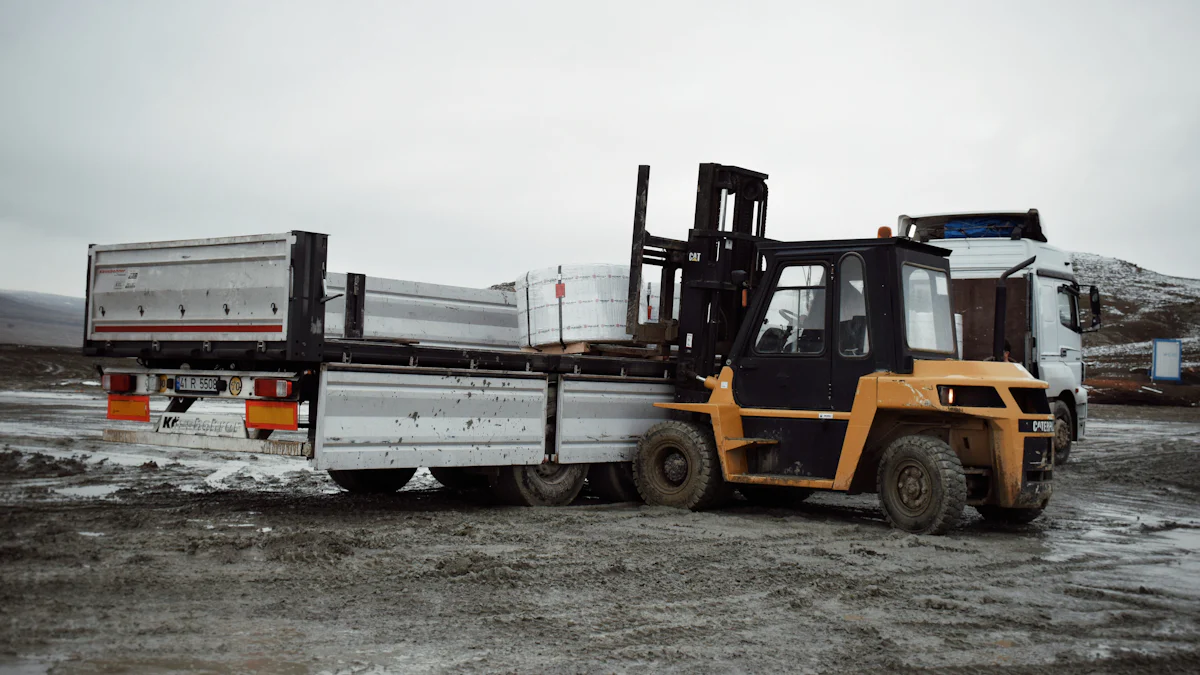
left=524, top=271, right=534, bottom=349
left=556, top=265, right=566, bottom=348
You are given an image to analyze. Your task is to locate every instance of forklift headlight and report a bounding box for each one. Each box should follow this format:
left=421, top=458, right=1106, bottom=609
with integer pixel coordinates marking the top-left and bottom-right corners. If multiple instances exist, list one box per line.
left=937, top=385, right=1004, bottom=408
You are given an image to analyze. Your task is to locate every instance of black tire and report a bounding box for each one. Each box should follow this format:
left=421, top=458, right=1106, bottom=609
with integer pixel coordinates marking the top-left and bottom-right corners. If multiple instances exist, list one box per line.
left=738, top=484, right=813, bottom=508
left=975, top=505, right=1045, bottom=525
left=587, top=462, right=642, bottom=503
left=632, top=421, right=731, bottom=511
left=1052, top=401, right=1073, bottom=466
left=327, top=468, right=417, bottom=494
left=490, top=463, right=588, bottom=506
left=876, top=435, right=966, bottom=535
left=429, top=466, right=489, bottom=491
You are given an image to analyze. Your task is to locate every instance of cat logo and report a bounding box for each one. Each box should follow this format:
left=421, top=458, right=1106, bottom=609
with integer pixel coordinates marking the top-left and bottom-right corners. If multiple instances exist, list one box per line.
left=228, top=377, right=242, bottom=397
left=688, top=252, right=701, bottom=262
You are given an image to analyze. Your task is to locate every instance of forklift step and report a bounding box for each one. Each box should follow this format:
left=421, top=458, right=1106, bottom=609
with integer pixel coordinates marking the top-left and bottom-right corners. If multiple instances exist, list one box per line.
left=725, top=437, right=779, bottom=445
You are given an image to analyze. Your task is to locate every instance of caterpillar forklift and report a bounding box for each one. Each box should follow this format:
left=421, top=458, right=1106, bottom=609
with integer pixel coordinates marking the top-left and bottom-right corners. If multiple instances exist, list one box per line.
left=626, top=164, right=1056, bottom=534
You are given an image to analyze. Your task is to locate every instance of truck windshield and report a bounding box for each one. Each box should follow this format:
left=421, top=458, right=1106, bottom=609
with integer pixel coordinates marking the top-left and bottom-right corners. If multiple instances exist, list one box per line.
left=902, top=264, right=955, bottom=354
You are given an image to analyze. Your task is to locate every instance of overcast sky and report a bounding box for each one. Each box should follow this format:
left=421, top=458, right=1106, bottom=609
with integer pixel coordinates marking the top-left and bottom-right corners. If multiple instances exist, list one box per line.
left=1, top=0, right=1198, bottom=297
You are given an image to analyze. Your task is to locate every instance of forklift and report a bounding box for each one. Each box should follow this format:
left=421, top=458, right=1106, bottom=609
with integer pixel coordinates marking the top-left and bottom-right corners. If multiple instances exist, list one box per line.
left=626, top=164, right=1056, bottom=534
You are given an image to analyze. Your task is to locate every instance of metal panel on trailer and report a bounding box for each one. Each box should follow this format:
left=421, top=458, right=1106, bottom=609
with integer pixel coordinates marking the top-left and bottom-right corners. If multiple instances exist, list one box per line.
left=87, top=233, right=296, bottom=343
left=555, top=376, right=673, bottom=463
left=314, top=365, right=547, bottom=470
left=324, top=273, right=520, bottom=350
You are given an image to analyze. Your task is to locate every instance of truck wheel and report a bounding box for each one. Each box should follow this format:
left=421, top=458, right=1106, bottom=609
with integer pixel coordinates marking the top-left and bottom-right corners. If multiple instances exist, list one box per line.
left=876, top=435, right=966, bottom=535
left=1052, top=401, right=1073, bottom=466
left=328, top=468, right=417, bottom=494
left=429, top=466, right=489, bottom=491
left=587, top=462, right=641, bottom=503
left=632, top=421, right=731, bottom=511
left=490, top=463, right=588, bottom=506
left=738, top=484, right=813, bottom=508
left=975, top=505, right=1045, bottom=525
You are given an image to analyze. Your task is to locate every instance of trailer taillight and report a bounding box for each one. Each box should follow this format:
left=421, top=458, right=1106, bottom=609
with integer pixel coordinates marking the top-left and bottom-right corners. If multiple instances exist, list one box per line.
left=102, top=374, right=134, bottom=393
left=254, top=378, right=293, bottom=398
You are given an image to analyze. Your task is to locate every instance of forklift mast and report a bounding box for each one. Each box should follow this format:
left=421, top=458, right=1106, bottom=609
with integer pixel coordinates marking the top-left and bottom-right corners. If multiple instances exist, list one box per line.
left=626, top=163, right=772, bottom=402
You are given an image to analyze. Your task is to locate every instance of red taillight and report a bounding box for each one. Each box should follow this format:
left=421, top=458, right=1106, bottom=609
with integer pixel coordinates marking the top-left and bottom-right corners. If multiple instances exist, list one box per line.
left=102, top=374, right=133, bottom=393
left=254, top=378, right=293, bottom=398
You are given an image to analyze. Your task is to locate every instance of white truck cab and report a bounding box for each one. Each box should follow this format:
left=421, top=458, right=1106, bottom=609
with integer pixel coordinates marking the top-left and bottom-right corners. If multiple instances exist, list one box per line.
left=899, top=210, right=1101, bottom=464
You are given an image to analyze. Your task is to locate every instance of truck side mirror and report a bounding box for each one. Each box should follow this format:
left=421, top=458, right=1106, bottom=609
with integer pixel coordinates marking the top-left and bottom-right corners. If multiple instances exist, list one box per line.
left=1086, top=285, right=1102, bottom=331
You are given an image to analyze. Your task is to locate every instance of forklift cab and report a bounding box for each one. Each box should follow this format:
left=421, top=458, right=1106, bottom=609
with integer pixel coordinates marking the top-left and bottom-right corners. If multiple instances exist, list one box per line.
left=732, top=238, right=958, bottom=412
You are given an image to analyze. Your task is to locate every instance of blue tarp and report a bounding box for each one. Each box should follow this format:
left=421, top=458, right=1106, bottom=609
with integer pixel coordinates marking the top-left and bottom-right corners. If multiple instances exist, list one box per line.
left=943, top=217, right=1022, bottom=239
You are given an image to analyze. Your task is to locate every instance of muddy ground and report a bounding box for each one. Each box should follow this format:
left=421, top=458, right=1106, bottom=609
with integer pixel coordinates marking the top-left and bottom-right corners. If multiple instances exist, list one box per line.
left=1, top=385, right=1199, bottom=672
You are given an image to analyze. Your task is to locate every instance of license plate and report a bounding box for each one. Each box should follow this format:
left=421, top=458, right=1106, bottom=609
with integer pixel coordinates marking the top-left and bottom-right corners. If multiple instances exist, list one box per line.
left=175, top=375, right=220, bottom=394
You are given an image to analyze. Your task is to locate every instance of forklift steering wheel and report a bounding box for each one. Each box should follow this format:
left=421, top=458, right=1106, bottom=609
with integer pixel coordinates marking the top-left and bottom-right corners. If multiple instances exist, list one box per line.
left=778, top=308, right=800, bottom=324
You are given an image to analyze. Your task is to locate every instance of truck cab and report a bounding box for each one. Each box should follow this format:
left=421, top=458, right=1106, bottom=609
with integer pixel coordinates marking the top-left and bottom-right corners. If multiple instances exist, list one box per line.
left=898, top=210, right=1101, bottom=463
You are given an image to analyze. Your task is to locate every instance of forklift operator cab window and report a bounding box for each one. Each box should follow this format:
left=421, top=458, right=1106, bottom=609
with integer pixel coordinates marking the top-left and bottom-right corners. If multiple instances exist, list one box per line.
left=755, top=264, right=826, bottom=355
left=838, top=254, right=870, bottom=357
left=902, top=264, right=955, bottom=354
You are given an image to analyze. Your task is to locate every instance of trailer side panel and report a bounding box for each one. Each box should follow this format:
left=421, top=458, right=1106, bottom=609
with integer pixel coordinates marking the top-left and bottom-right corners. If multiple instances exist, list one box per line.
left=314, top=366, right=548, bottom=470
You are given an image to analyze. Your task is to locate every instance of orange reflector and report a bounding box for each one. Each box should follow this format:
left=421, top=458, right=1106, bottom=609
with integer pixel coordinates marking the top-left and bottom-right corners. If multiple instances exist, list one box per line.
left=107, top=395, right=150, bottom=422
left=245, top=400, right=299, bottom=430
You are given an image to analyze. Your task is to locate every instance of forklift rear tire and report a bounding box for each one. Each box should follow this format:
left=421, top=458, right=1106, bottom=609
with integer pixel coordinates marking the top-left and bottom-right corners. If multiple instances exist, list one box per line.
left=1052, top=401, right=1073, bottom=466
left=588, top=462, right=642, bottom=503
left=738, top=485, right=813, bottom=508
left=975, top=505, right=1045, bottom=525
left=876, top=435, right=966, bottom=535
left=328, top=468, right=417, bottom=494
left=633, top=421, right=731, bottom=511
left=429, top=467, right=489, bottom=491
left=490, top=463, right=588, bottom=506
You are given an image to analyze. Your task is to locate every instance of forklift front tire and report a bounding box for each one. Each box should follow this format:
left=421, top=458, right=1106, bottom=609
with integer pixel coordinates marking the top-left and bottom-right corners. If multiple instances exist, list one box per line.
left=876, top=435, right=966, bottom=535
left=633, top=421, right=731, bottom=511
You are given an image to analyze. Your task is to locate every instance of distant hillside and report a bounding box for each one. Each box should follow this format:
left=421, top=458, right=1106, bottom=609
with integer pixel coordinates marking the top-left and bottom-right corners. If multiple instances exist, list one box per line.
left=0, top=290, right=84, bottom=347
left=1073, top=253, right=1200, bottom=370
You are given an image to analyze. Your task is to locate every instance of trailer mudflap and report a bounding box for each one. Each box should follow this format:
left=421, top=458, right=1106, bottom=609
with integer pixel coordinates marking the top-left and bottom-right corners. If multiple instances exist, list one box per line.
left=102, top=429, right=311, bottom=458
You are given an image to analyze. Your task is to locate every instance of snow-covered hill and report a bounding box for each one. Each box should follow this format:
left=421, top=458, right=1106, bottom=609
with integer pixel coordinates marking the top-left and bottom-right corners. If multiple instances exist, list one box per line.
left=1073, top=253, right=1200, bottom=369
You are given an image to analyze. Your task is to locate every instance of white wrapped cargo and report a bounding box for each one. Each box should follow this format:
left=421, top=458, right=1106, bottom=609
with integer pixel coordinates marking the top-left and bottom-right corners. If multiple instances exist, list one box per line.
left=515, top=264, right=679, bottom=348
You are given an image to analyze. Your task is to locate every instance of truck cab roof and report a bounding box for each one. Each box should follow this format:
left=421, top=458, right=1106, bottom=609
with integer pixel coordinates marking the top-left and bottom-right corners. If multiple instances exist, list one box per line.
left=899, top=209, right=1047, bottom=244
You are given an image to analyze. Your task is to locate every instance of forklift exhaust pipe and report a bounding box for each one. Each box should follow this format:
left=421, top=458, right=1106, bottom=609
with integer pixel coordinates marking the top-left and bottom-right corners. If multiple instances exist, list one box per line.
left=994, top=256, right=1036, bottom=361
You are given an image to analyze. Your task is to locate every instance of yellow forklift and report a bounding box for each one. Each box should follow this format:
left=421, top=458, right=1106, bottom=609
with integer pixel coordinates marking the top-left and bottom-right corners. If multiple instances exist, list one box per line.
left=626, top=164, right=1056, bottom=534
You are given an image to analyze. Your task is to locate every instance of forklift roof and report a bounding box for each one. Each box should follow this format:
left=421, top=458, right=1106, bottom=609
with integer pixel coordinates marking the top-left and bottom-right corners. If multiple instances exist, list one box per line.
left=758, top=236, right=952, bottom=258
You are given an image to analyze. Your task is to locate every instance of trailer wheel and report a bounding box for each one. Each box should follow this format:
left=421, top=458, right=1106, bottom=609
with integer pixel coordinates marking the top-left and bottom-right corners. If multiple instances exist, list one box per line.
left=327, top=468, right=417, bottom=494
left=632, top=421, right=731, bottom=511
left=1052, top=401, right=1073, bottom=466
left=975, top=505, right=1045, bottom=525
left=490, top=463, right=588, bottom=506
left=876, top=435, right=965, bottom=535
left=429, top=467, right=489, bottom=491
left=587, top=462, right=641, bottom=503
left=738, top=484, right=813, bottom=508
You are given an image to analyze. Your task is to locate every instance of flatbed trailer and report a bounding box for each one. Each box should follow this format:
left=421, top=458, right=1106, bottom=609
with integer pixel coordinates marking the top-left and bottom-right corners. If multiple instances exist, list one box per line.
left=85, top=163, right=1058, bottom=533
left=84, top=230, right=679, bottom=504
